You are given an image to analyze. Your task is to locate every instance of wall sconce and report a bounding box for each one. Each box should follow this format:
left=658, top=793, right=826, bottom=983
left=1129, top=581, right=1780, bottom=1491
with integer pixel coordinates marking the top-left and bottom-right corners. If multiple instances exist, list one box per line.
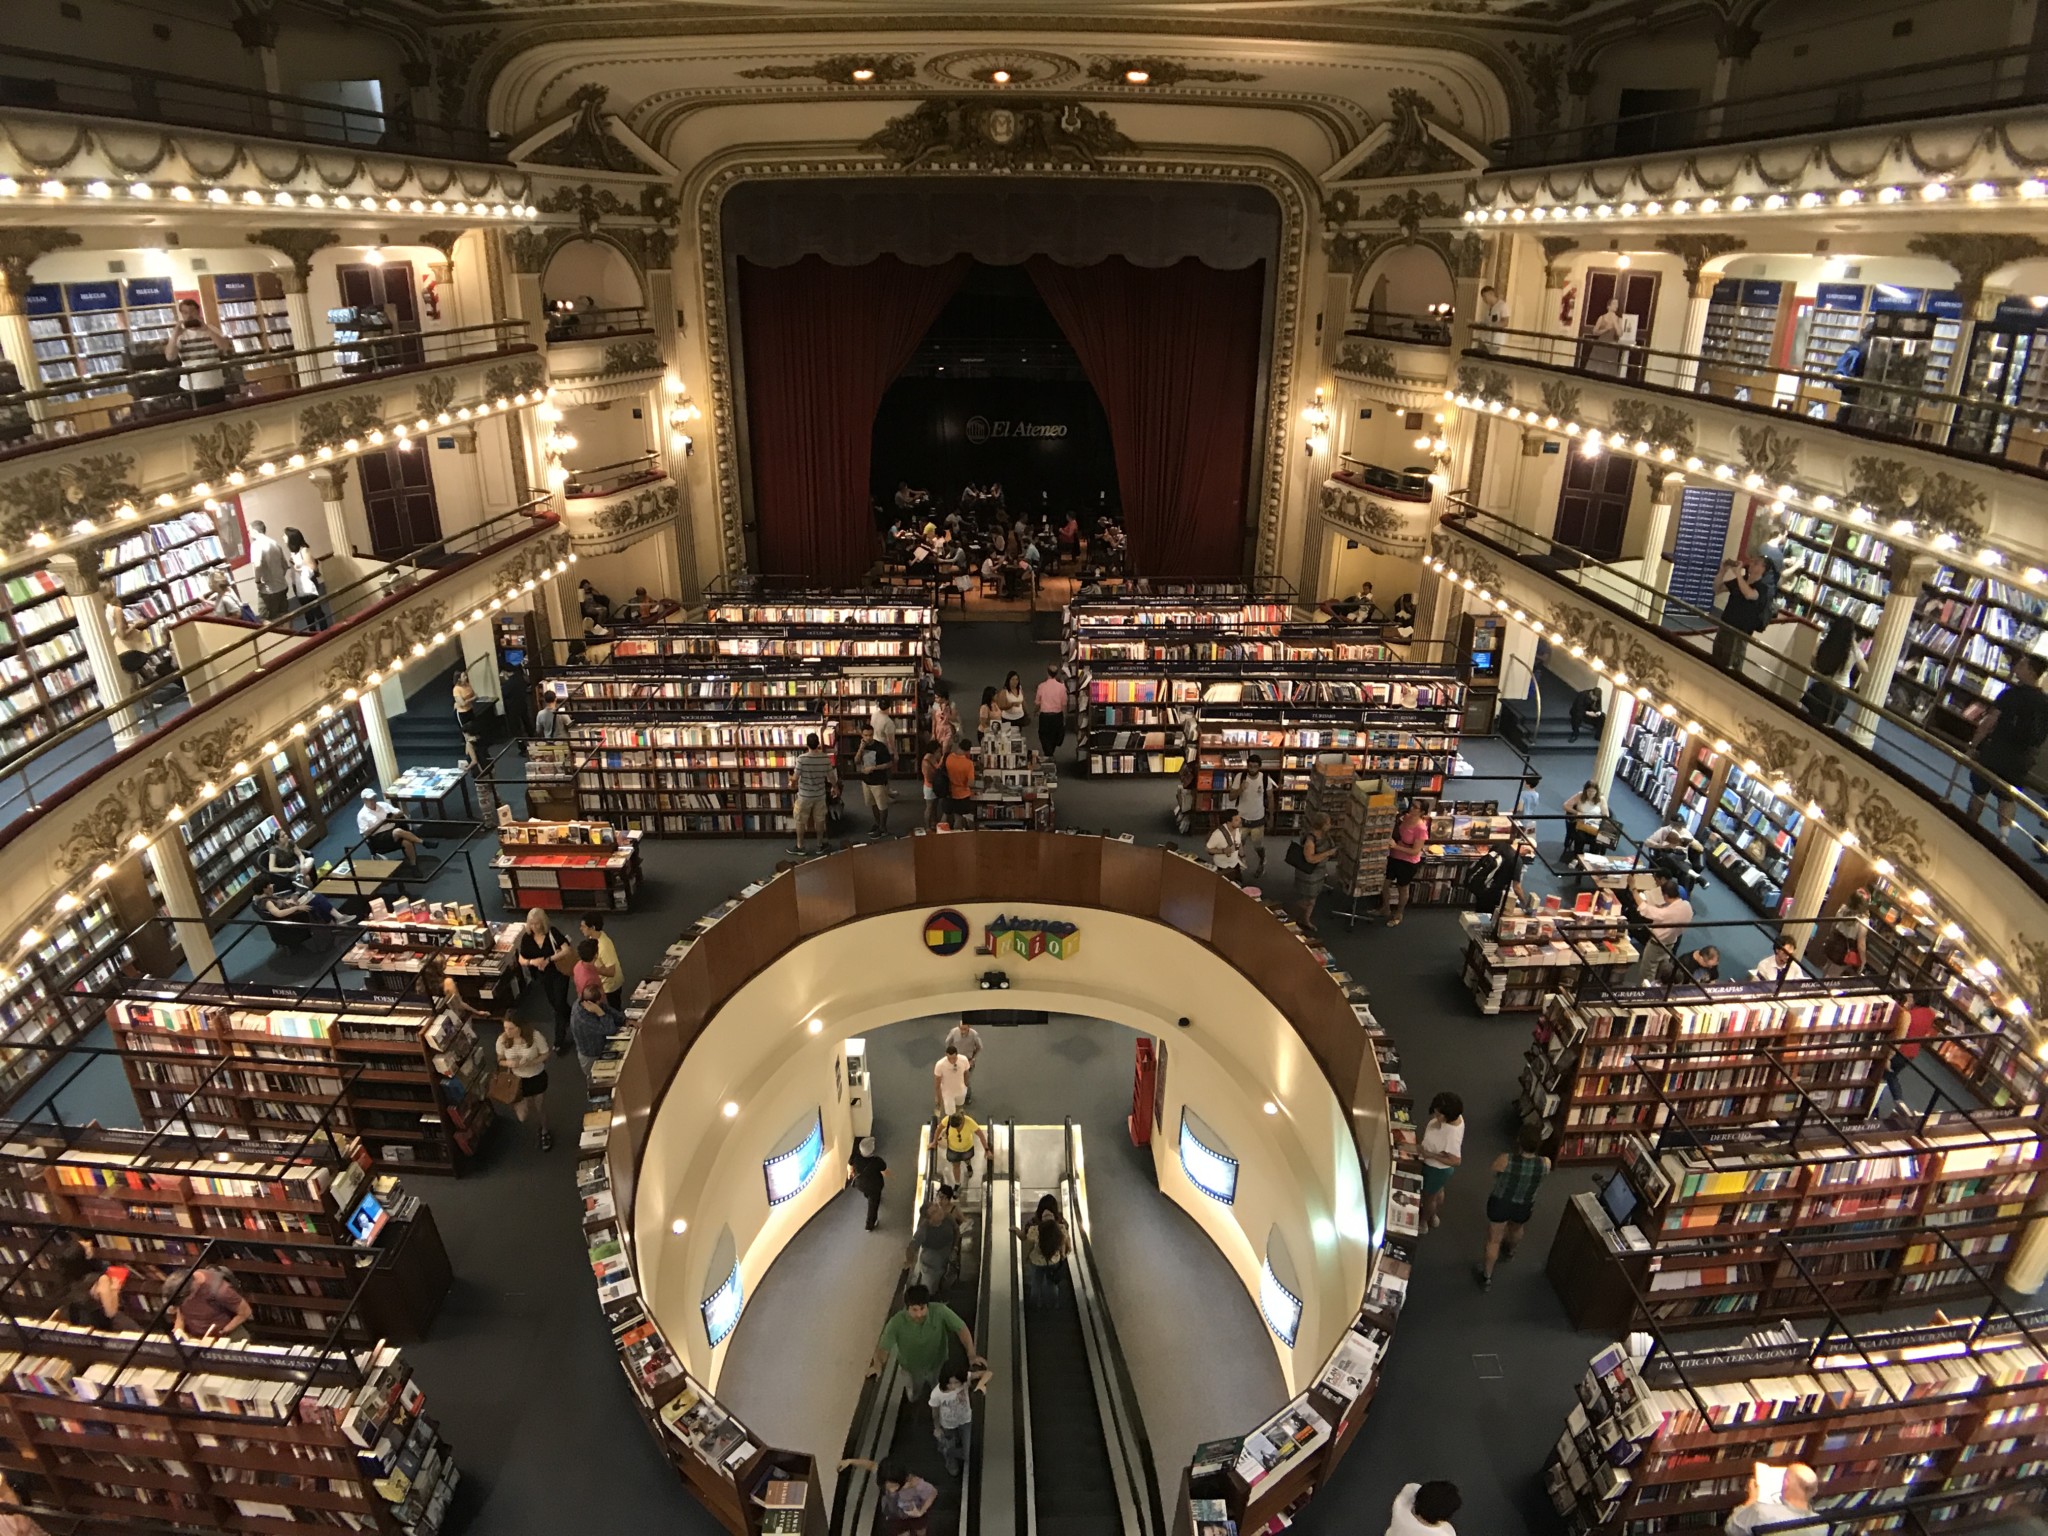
left=1301, top=388, right=1331, bottom=456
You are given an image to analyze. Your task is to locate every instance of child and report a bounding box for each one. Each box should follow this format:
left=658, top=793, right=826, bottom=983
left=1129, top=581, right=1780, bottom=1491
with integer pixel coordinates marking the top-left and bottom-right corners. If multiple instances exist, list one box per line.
left=930, top=1370, right=974, bottom=1476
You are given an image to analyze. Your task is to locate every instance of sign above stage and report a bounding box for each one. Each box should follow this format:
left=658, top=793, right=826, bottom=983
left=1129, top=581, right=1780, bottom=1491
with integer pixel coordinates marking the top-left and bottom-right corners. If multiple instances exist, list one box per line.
left=964, top=415, right=1069, bottom=443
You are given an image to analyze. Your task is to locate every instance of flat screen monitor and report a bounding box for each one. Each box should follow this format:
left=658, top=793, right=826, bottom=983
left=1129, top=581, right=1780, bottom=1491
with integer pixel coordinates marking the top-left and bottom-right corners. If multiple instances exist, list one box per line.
left=346, top=1192, right=388, bottom=1246
left=1599, top=1171, right=1640, bottom=1230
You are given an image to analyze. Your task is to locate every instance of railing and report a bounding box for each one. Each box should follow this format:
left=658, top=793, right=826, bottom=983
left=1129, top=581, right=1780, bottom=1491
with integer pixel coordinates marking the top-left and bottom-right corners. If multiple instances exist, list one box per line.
left=1487, top=42, right=2048, bottom=169
left=1471, top=323, right=2048, bottom=479
left=0, top=44, right=502, bottom=161
left=1346, top=311, right=1453, bottom=347
left=1, top=320, right=531, bottom=460
left=0, top=499, right=557, bottom=833
left=562, top=453, right=662, bottom=499
left=1442, top=498, right=2048, bottom=884
left=544, top=306, right=652, bottom=343
left=1333, top=459, right=1434, bottom=502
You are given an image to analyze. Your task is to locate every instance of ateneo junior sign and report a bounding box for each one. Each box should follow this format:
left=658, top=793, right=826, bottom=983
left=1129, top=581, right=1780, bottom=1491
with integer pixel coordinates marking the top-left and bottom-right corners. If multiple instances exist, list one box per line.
left=964, top=415, right=1068, bottom=444
left=923, top=910, right=1080, bottom=960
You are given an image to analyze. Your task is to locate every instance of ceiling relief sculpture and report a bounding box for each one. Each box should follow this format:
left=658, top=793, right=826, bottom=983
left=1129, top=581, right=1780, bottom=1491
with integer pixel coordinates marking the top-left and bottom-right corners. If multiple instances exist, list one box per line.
left=863, top=99, right=1134, bottom=170
left=922, top=50, right=1083, bottom=89
left=1083, top=58, right=1262, bottom=86
left=738, top=54, right=917, bottom=84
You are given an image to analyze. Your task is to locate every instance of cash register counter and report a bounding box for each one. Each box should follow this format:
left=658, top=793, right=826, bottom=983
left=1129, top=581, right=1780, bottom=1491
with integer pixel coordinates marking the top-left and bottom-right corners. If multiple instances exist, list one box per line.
left=590, top=833, right=1410, bottom=1536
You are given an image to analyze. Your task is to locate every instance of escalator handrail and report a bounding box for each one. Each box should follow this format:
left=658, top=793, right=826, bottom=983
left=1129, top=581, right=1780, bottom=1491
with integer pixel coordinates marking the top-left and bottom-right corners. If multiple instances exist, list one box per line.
left=960, top=1120, right=1004, bottom=1536
left=1062, top=1118, right=1166, bottom=1536
left=1009, top=1133, right=1037, bottom=1536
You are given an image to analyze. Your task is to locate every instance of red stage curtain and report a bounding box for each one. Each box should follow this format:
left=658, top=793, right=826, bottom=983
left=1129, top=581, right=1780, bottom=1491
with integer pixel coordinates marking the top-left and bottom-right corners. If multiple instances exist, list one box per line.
left=737, top=256, right=968, bottom=583
left=1027, top=257, right=1265, bottom=579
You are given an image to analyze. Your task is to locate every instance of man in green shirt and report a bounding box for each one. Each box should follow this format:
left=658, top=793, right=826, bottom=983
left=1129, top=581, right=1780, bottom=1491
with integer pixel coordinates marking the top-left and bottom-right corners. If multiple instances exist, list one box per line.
left=867, top=1284, right=985, bottom=1400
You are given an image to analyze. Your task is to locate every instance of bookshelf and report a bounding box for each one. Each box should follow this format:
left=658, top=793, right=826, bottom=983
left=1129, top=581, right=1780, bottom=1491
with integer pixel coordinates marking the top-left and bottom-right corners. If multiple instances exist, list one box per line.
left=0, top=566, right=100, bottom=763
left=105, top=984, right=493, bottom=1174
left=1549, top=1112, right=2048, bottom=1331
left=1518, top=983, right=1905, bottom=1162
left=1704, top=762, right=1804, bottom=918
left=1698, top=278, right=1784, bottom=372
left=573, top=718, right=840, bottom=837
left=203, top=272, right=296, bottom=363
left=1062, top=597, right=1291, bottom=664
left=0, top=1124, right=451, bottom=1343
left=305, top=709, right=373, bottom=816
left=1077, top=669, right=1197, bottom=776
left=972, top=730, right=1055, bottom=830
left=0, top=891, right=136, bottom=1102
left=99, top=510, right=233, bottom=634
left=1545, top=1315, right=2048, bottom=1535
left=492, top=818, right=643, bottom=911
left=1890, top=563, right=2047, bottom=736
left=264, top=747, right=317, bottom=848
left=23, top=279, right=149, bottom=392
left=1777, top=510, right=1891, bottom=636
left=1460, top=889, right=1637, bottom=1015
left=1616, top=709, right=1683, bottom=817
left=1404, top=802, right=1515, bottom=908
left=1312, top=763, right=1398, bottom=917
left=176, top=778, right=280, bottom=917
left=613, top=621, right=931, bottom=665
left=340, top=905, right=522, bottom=1009
left=1672, top=740, right=1721, bottom=837
left=1802, top=281, right=1872, bottom=377
left=0, top=1325, right=460, bottom=1535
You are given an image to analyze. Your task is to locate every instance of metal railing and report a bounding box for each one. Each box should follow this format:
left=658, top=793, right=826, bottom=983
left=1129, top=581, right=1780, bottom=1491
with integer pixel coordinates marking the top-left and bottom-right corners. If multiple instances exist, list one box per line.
left=0, top=44, right=503, bottom=161
left=1470, top=322, right=2048, bottom=478
left=1, top=320, right=531, bottom=460
left=1333, top=459, right=1435, bottom=501
left=544, top=305, right=652, bottom=343
left=1442, top=498, right=2048, bottom=881
left=1346, top=311, right=1453, bottom=346
left=562, top=453, right=662, bottom=499
left=0, top=499, right=557, bottom=835
left=1487, top=41, right=2048, bottom=169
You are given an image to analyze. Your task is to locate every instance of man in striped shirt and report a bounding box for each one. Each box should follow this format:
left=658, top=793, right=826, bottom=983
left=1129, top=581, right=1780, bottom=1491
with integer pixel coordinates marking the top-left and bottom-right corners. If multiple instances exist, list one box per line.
left=162, top=299, right=233, bottom=408
left=791, top=731, right=836, bottom=855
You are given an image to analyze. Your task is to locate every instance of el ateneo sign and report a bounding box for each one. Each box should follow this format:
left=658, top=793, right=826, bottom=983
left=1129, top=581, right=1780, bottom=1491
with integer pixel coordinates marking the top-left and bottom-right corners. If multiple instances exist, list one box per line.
left=923, top=909, right=1080, bottom=961
left=963, top=414, right=1068, bottom=445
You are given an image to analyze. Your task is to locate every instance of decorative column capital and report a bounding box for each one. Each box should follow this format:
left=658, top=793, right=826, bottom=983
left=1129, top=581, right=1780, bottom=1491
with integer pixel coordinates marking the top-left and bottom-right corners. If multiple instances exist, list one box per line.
left=1539, top=235, right=1579, bottom=288
left=1716, top=21, right=1761, bottom=62
left=1906, top=233, right=2048, bottom=310
left=230, top=0, right=280, bottom=52
left=310, top=464, right=351, bottom=501
left=1654, top=233, right=1746, bottom=289
left=246, top=228, right=339, bottom=291
left=0, top=228, right=84, bottom=316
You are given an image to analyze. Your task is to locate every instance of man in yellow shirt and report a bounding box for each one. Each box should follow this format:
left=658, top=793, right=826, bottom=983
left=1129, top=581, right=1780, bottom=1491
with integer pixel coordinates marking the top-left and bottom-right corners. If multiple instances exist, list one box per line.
left=580, top=914, right=624, bottom=1008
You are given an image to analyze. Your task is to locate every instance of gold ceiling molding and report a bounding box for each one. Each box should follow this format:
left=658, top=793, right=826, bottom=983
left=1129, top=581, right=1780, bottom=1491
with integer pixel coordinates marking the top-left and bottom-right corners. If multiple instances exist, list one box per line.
left=691, top=153, right=1310, bottom=585
left=863, top=98, right=1134, bottom=170
left=922, top=49, right=1082, bottom=88
left=1084, top=58, right=1262, bottom=87
left=736, top=54, right=917, bottom=84
left=53, top=720, right=257, bottom=876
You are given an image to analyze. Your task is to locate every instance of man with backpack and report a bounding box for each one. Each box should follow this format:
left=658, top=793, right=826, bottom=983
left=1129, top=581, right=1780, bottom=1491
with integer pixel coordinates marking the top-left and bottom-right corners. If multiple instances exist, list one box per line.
left=1231, top=754, right=1273, bottom=879
left=1966, top=652, right=2048, bottom=836
left=1711, top=551, right=1778, bottom=676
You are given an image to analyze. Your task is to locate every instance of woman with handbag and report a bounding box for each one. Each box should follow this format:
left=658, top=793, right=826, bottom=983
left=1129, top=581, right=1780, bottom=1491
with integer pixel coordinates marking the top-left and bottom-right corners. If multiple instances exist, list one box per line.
left=517, top=907, right=576, bottom=1052
left=494, top=1018, right=553, bottom=1151
left=1286, top=811, right=1338, bottom=935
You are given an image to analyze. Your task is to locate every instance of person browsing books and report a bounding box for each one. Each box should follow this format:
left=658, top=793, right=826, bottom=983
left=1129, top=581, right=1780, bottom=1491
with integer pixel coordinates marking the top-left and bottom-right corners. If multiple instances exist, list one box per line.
left=569, top=982, right=626, bottom=1078
left=1560, top=780, right=1608, bottom=865
left=170, top=1265, right=253, bottom=1341
left=1751, top=938, right=1803, bottom=984
left=1725, top=1464, right=1821, bottom=1535
left=1383, top=802, right=1428, bottom=926
left=579, top=914, right=623, bottom=1008
left=1418, top=1092, right=1464, bottom=1232
left=1034, top=664, right=1068, bottom=758
left=1632, top=876, right=1694, bottom=960
left=790, top=731, right=836, bottom=856
left=518, top=908, right=575, bottom=1053
left=1387, top=1481, right=1462, bottom=1536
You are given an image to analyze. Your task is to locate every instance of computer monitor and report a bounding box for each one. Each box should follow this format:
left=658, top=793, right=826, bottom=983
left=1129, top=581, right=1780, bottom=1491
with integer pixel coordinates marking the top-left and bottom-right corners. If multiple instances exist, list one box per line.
left=346, top=1192, right=388, bottom=1246
left=1599, top=1170, right=1640, bottom=1230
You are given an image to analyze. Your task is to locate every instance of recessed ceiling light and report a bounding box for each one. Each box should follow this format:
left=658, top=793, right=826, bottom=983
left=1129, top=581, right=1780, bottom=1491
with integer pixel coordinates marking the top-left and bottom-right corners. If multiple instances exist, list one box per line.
left=851, top=67, right=875, bottom=81
left=1125, top=69, right=1150, bottom=84
left=992, top=70, right=1011, bottom=84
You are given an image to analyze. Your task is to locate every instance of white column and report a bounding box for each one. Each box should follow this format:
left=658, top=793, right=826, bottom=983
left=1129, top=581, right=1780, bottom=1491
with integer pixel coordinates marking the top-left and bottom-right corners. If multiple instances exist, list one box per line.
left=148, top=825, right=220, bottom=983
left=279, top=275, right=320, bottom=388
left=50, top=553, right=146, bottom=746
left=1675, top=274, right=1716, bottom=393
left=359, top=691, right=399, bottom=786
left=2008, top=1216, right=2048, bottom=1295
left=1780, top=820, right=1845, bottom=952
left=1845, top=553, right=1936, bottom=747
left=1635, top=472, right=1683, bottom=622
left=1591, top=690, right=1636, bottom=800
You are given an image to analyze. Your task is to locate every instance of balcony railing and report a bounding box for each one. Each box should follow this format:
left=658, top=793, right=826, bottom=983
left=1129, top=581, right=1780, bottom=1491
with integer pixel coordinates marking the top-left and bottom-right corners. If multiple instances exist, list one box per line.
left=1346, top=311, right=1453, bottom=347
left=1333, top=460, right=1434, bottom=502
left=0, top=45, right=502, bottom=162
left=563, top=453, right=662, bottom=499
left=1471, top=324, right=2048, bottom=481
left=0, top=499, right=556, bottom=833
left=1442, top=498, right=2048, bottom=887
left=1, top=321, right=530, bottom=460
left=545, top=307, right=652, bottom=344
left=1487, top=42, right=2048, bottom=169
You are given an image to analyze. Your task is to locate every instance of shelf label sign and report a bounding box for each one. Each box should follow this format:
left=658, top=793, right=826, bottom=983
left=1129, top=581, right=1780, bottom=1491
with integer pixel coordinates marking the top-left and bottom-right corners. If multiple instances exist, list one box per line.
left=977, top=913, right=1080, bottom=961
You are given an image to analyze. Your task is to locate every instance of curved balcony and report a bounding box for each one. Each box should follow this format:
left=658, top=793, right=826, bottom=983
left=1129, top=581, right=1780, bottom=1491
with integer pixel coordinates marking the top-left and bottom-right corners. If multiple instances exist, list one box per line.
left=560, top=454, right=677, bottom=556
left=1430, top=499, right=2044, bottom=1021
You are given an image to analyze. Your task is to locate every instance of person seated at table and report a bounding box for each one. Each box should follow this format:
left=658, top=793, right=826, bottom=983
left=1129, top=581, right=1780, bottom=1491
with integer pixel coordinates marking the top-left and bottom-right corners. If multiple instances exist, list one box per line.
left=254, top=877, right=342, bottom=927
left=266, top=828, right=316, bottom=888
left=979, top=552, right=1004, bottom=595
left=1559, top=779, right=1609, bottom=865
left=1641, top=816, right=1708, bottom=893
left=1655, top=943, right=1721, bottom=986
left=357, top=787, right=425, bottom=872
left=617, top=586, right=658, bottom=623
left=1568, top=686, right=1606, bottom=743
left=1326, top=581, right=1378, bottom=623
left=576, top=579, right=612, bottom=626
left=1076, top=567, right=1107, bottom=598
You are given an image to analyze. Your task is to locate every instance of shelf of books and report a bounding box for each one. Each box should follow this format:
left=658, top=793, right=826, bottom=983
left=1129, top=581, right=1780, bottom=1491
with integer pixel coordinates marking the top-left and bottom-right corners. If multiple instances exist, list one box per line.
left=1460, top=889, right=1637, bottom=1015
left=0, top=565, right=101, bottom=763
left=1404, top=802, right=1515, bottom=908
left=204, top=271, right=297, bottom=362
left=264, top=747, right=317, bottom=848
left=0, top=891, right=136, bottom=1102
left=1699, top=278, right=1785, bottom=373
left=1311, top=763, right=1398, bottom=917
left=305, top=708, right=373, bottom=816
left=1778, top=510, right=1892, bottom=636
left=1546, top=1313, right=2048, bottom=1536
left=0, top=1123, right=450, bottom=1343
left=1616, top=710, right=1684, bottom=818
left=1076, top=670, right=1197, bottom=776
left=24, top=278, right=170, bottom=396
left=573, top=718, right=839, bottom=837
left=340, top=905, right=522, bottom=1010
left=1550, top=1109, right=2048, bottom=1332
left=973, top=730, right=1056, bottom=830
left=177, top=777, right=280, bottom=917
left=1062, top=597, right=1292, bottom=666
left=1704, top=762, right=1805, bottom=918
left=1518, top=982, right=1905, bottom=1162
left=106, top=985, right=494, bottom=1173
left=1177, top=668, right=1465, bottom=820
left=612, top=620, right=930, bottom=666
left=1671, top=741, right=1721, bottom=837
left=99, top=510, right=232, bottom=634
left=0, top=1321, right=460, bottom=1535
left=1890, top=563, right=2048, bottom=736
left=492, top=817, right=644, bottom=911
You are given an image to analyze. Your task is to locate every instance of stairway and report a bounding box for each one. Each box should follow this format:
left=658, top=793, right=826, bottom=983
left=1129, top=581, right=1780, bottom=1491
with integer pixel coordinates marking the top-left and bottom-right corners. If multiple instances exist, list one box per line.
left=1025, top=1267, right=1121, bottom=1536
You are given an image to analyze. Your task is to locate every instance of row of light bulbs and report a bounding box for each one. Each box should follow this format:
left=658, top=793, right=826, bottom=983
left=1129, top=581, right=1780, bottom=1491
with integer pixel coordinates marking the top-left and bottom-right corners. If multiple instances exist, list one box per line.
left=1465, top=177, right=2048, bottom=224
left=17, top=554, right=580, bottom=954
left=0, top=175, right=536, bottom=217
left=1420, top=549, right=2033, bottom=1034
left=1443, top=390, right=2048, bottom=589
left=10, top=391, right=553, bottom=565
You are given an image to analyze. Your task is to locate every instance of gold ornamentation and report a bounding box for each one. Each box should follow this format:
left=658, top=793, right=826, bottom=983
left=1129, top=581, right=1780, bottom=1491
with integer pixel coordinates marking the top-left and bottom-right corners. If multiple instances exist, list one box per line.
left=1653, top=234, right=1745, bottom=288
left=739, top=55, right=916, bottom=84
left=1456, top=366, right=1513, bottom=404
left=505, top=228, right=556, bottom=275
left=601, top=339, right=663, bottom=376
left=0, top=228, right=84, bottom=314
left=1735, top=424, right=1799, bottom=483
left=1607, top=398, right=1695, bottom=456
left=1504, top=40, right=1567, bottom=132
left=1544, top=602, right=1675, bottom=693
left=591, top=484, right=681, bottom=542
left=484, top=360, right=548, bottom=398
left=1317, top=485, right=1412, bottom=550
left=53, top=718, right=256, bottom=875
left=245, top=228, right=338, bottom=289
left=1912, top=472, right=1989, bottom=545
left=1539, top=380, right=1581, bottom=419
left=297, top=394, right=383, bottom=454
left=1084, top=58, right=1261, bottom=87
left=416, top=377, right=458, bottom=418
left=524, top=84, right=662, bottom=175
left=1731, top=716, right=1929, bottom=869
left=317, top=602, right=450, bottom=694
left=863, top=98, right=1133, bottom=170
left=189, top=421, right=258, bottom=484
left=1336, top=341, right=1397, bottom=379
left=0, top=456, right=139, bottom=543
left=1353, top=89, right=1468, bottom=179
left=1906, top=234, right=2048, bottom=308
left=1355, top=188, right=1462, bottom=235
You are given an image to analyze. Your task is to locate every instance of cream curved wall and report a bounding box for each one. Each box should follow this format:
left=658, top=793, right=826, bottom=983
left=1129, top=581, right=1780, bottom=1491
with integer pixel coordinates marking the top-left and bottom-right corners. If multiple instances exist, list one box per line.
left=631, top=904, right=1373, bottom=1398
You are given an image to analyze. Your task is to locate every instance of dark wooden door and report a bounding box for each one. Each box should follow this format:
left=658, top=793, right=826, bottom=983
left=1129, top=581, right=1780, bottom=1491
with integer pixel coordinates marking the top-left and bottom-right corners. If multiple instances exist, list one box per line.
left=1580, top=269, right=1661, bottom=382
left=1554, top=451, right=1636, bottom=561
left=335, top=260, right=424, bottom=367
left=358, top=445, right=441, bottom=558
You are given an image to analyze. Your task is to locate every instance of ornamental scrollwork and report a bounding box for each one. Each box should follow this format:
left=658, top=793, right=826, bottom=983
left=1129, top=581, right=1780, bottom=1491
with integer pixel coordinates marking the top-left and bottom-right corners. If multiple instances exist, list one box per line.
left=1607, top=398, right=1695, bottom=457
left=1355, top=188, right=1462, bottom=235
left=523, top=85, right=663, bottom=176
left=1456, top=366, right=1513, bottom=404
left=1538, top=380, right=1581, bottom=420
left=1911, top=472, right=1988, bottom=545
left=483, top=360, right=549, bottom=399
left=1542, top=602, right=1675, bottom=694
left=1083, top=58, right=1261, bottom=87
left=592, top=484, right=681, bottom=541
left=1317, top=485, right=1403, bottom=545
left=415, top=377, right=458, bottom=418
left=188, top=420, right=259, bottom=484
left=601, top=339, right=663, bottom=377
left=863, top=98, right=1134, bottom=170
left=53, top=718, right=256, bottom=875
left=1735, top=424, right=1800, bottom=484
left=316, top=602, right=450, bottom=694
left=298, top=394, right=384, bottom=454
left=1730, top=716, right=1929, bottom=871
left=0, top=454, right=142, bottom=543
left=739, top=55, right=917, bottom=84
left=1335, top=340, right=1397, bottom=380
left=1353, top=89, right=1469, bottom=180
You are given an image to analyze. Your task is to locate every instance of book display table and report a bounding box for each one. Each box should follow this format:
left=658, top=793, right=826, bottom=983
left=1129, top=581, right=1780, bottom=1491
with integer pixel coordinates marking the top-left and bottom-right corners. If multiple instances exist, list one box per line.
left=492, top=818, right=644, bottom=911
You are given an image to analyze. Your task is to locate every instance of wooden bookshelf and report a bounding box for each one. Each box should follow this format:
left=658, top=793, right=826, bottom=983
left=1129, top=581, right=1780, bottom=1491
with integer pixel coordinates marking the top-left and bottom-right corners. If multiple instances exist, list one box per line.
left=972, top=731, right=1055, bottom=830
left=491, top=818, right=643, bottom=911
left=1778, top=509, right=1891, bottom=638
left=1546, top=1317, right=2048, bottom=1534
left=304, top=710, right=372, bottom=818
left=0, top=566, right=101, bottom=762
left=105, top=986, right=494, bottom=1174
left=1519, top=984, right=1906, bottom=1163
left=1704, top=761, right=1806, bottom=918
left=0, top=890, right=137, bottom=1102
left=1616, top=710, right=1684, bottom=817
left=99, top=510, right=232, bottom=637
left=1404, top=802, right=1514, bottom=908
left=572, top=718, right=837, bottom=837
left=340, top=909, right=522, bottom=1010
left=1076, top=668, right=1197, bottom=776
left=1890, top=563, right=2048, bottom=738
left=0, top=1326, right=459, bottom=1535
left=1461, top=889, right=1637, bottom=1015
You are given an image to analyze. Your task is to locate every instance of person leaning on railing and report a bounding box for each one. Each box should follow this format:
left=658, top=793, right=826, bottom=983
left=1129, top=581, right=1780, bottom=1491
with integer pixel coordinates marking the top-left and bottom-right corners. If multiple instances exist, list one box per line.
left=1964, top=652, right=2048, bottom=838
left=162, top=298, right=234, bottom=408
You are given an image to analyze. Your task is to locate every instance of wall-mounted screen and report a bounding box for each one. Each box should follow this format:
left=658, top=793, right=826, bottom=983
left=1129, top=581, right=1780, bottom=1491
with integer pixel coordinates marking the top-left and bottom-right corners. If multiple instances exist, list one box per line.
left=1259, top=1256, right=1303, bottom=1347
left=701, top=1262, right=745, bottom=1347
left=765, top=1111, right=825, bottom=1207
left=1179, top=1109, right=1238, bottom=1205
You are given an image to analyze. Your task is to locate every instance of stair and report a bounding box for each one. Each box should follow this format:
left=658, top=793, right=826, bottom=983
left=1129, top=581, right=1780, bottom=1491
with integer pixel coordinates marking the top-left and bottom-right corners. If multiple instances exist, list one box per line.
left=1026, top=1271, right=1121, bottom=1536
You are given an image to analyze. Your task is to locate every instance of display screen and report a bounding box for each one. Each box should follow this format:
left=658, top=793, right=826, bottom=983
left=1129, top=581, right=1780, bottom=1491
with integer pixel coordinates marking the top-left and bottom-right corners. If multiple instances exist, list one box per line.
left=346, top=1192, right=388, bottom=1246
left=764, top=1112, right=825, bottom=1207
left=1599, top=1171, right=1640, bottom=1229
left=1259, top=1257, right=1303, bottom=1347
left=701, top=1262, right=745, bottom=1347
left=1179, top=1110, right=1238, bottom=1205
